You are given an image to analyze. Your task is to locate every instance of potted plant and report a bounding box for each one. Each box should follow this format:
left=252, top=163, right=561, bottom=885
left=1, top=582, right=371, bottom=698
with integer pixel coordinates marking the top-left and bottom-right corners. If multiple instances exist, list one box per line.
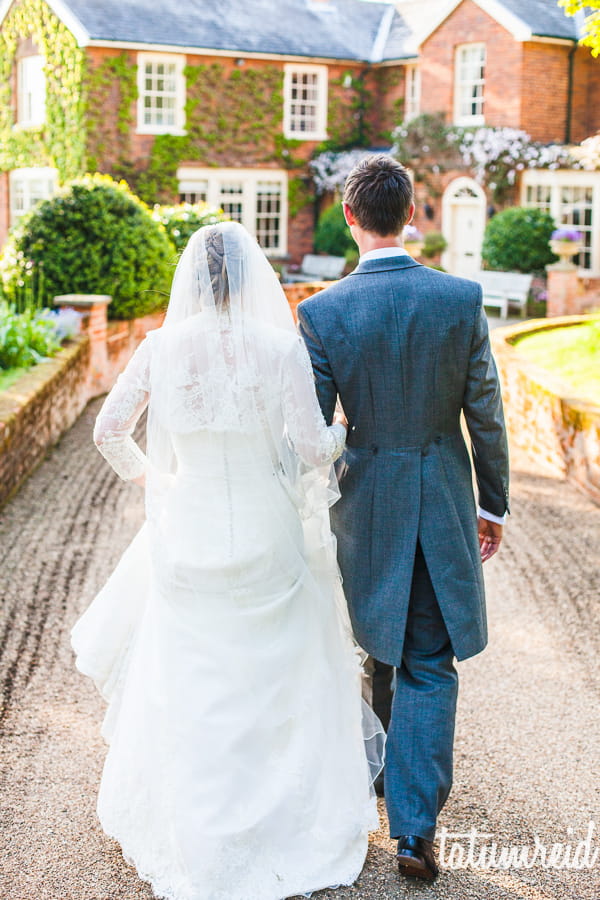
left=403, top=224, right=424, bottom=258
left=549, top=228, right=583, bottom=263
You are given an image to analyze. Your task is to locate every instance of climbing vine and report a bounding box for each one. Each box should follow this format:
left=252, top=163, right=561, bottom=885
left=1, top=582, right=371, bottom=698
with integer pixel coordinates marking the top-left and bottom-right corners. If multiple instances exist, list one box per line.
left=0, top=0, right=85, bottom=180
left=84, top=53, right=138, bottom=174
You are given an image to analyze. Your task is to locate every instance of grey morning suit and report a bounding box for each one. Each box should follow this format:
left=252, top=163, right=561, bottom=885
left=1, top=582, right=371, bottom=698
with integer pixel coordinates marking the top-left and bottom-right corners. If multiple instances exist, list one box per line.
left=297, top=255, right=509, bottom=841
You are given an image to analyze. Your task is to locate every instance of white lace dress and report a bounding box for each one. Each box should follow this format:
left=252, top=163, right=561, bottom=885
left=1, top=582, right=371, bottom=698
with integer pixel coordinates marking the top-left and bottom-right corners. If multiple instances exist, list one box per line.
left=71, top=321, right=380, bottom=900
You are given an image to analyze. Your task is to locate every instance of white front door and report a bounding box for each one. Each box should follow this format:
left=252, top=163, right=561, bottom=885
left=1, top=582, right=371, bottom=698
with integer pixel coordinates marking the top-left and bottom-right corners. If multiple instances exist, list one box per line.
left=442, top=177, right=487, bottom=276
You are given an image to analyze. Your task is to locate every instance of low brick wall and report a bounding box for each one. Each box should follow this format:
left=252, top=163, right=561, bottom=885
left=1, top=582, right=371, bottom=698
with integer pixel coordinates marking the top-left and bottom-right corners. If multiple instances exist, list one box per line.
left=0, top=307, right=164, bottom=508
left=282, top=281, right=330, bottom=320
left=492, top=316, right=600, bottom=504
left=0, top=336, right=90, bottom=507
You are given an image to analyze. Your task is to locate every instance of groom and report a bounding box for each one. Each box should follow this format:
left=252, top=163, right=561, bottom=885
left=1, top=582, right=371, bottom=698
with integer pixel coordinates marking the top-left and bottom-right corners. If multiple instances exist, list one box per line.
left=297, top=155, right=509, bottom=882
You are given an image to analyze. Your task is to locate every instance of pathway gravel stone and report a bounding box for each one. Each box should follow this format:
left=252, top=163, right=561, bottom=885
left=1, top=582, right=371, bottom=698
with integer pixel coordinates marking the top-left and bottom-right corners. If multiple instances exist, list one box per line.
left=0, top=397, right=598, bottom=900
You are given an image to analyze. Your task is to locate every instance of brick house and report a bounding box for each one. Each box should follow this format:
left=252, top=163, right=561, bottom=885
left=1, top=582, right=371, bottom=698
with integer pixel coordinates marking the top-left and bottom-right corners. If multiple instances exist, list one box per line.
left=0, top=0, right=411, bottom=262
left=395, top=0, right=600, bottom=277
left=1, top=0, right=599, bottom=273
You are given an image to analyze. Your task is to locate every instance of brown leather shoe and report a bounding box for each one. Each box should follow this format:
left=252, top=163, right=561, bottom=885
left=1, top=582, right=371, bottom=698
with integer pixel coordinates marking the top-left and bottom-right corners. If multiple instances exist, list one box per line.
left=396, top=834, right=439, bottom=881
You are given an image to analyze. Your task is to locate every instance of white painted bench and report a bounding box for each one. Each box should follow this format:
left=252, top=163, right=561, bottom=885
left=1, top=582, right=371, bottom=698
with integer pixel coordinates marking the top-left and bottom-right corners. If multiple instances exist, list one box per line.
left=285, top=254, right=346, bottom=283
left=472, top=271, right=533, bottom=319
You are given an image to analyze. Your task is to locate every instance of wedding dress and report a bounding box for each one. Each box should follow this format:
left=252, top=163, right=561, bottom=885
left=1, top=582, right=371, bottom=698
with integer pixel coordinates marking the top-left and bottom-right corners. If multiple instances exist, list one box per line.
left=72, top=222, right=383, bottom=900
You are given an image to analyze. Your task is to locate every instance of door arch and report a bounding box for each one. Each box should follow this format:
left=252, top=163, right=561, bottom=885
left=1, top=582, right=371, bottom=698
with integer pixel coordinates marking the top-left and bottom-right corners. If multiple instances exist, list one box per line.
left=442, top=177, right=487, bottom=276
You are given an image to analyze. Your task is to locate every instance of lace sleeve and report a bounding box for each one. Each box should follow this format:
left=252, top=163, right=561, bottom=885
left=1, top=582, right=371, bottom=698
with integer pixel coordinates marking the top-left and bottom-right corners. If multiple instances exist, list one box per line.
left=281, top=336, right=346, bottom=467
left=93, top=337, right=152, bottom=481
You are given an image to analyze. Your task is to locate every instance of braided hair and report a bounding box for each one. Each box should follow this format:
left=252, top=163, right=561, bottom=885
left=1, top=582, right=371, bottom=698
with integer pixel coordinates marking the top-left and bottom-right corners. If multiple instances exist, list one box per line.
left=204, top=227, right=230, bottom=308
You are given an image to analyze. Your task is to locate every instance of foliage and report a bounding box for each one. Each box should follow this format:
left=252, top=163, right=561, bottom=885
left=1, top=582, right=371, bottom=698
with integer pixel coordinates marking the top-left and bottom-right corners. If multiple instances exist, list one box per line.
left=314, top=202, right=355, bottom=257
left=391, top=117, right=578, bottom=202
left=152, top=202, right=230, bottom=253
left=422, top=232, right=448, bottom=258
left=84, top=53, right=138, bottom=174
left=456, top=127, right=575, bottom=202
left=0, top=302, right=60, bottom=369
left=569, top=132, right=600, bottom=169
left=0, top=174, right=176, bottom=320
left=311, top=148, right=377, bottom=196
left=135, top=64, right=289, bottom=204
left=0, top=0, right=85, bottom=180
left=481, top=207, right=558, bottom=274
left=559, top=0, right=600, bottom=56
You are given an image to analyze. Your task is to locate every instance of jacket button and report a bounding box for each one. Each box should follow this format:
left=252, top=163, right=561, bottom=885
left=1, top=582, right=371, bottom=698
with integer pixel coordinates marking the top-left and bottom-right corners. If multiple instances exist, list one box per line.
left=422, top=445, right=429, bottom=457
left=372, top=445, right=378, bottom=455
left=434, top=435, right=442, bottom=444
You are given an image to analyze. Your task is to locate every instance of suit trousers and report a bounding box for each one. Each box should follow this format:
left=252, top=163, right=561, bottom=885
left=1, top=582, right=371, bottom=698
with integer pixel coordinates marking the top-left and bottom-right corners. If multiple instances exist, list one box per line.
left=382, top=542, right=458, bottom=843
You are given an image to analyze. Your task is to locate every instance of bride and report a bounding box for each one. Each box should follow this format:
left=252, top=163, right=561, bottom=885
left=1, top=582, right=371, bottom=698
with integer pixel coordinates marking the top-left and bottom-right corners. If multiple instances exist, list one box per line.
left=71, top=221, right=383, bottom=900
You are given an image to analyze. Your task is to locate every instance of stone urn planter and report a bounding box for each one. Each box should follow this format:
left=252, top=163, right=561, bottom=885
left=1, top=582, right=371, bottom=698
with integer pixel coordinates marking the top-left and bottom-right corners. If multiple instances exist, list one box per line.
left=550, top=230, right=582, bottom=265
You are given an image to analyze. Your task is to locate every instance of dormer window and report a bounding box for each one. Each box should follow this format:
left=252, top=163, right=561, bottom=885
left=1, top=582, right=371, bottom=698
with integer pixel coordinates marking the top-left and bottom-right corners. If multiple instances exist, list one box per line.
left=283, top=64, right=328, bottom=141
left=17, top=55, right=46, bottom=127
left=454, top=43, right=486, bottom=125
left=137, top=53, right=186, bottom=135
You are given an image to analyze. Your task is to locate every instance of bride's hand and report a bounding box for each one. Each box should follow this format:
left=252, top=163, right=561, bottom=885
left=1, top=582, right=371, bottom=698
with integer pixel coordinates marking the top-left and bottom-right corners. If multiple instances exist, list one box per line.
left=333, top=410, right=348, bottom=430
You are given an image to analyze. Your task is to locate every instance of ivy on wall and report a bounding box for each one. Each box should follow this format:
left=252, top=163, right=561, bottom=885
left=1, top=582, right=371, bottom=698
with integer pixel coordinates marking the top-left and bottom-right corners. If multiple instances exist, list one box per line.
left=84, top=53, right=138, bottom=175
left=0, top=0, right=85, bottom=180
left=133, top=62, right=313, bottom=209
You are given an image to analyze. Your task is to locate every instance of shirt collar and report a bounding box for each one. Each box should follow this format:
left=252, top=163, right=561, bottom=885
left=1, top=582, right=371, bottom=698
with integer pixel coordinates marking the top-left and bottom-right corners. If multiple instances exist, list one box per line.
left=359, top=246, right=410, bottom=265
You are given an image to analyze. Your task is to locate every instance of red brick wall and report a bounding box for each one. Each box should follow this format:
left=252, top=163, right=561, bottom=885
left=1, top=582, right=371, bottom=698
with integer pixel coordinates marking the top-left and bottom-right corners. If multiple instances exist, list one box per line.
left=419, top=0, right=523, bottom=129
left=521, top=42, right=571, bottom=143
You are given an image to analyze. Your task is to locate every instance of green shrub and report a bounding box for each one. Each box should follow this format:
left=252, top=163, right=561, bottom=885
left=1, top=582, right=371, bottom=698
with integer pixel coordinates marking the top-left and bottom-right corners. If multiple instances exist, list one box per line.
left=152, top=202, right=230, bottom=253
left=0, top=303, right=60, bottom=369
left=0, top=175, right=176, bottom=320
left=314, top=202, right=355, bottom=257
left=422, top=231, right=447, bottom=259
left=481, top=207, right=557, bottom=274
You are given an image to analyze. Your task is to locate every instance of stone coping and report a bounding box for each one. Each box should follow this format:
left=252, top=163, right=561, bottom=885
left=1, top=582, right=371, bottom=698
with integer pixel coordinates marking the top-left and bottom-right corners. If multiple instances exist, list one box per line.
left=54, top=294, right=112, bottom=308
left=0, top=335, right=90, bottom=424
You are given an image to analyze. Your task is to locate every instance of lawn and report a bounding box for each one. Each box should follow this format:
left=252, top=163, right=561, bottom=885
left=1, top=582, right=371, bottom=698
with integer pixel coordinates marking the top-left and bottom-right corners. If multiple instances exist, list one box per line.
left=514, top=318, right=600, bottom=405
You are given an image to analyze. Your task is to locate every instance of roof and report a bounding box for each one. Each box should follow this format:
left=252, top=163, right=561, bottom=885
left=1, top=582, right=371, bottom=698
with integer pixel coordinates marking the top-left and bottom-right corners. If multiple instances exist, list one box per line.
left=35, top=0, right=413, bottom=62
left=497, top=0, right=581, bottom=40
left=396, top=0, right=584, bottom=47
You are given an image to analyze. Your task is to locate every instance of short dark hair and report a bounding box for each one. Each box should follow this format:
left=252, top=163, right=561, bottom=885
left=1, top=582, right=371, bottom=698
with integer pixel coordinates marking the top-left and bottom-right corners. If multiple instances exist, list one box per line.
left=343, top=155, right=413, bottom=236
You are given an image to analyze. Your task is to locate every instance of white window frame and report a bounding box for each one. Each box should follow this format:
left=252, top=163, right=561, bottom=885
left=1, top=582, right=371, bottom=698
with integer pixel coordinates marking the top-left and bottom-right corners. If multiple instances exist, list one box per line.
left=521, top=168, right=600, bottom=276
left=177, top=167, right=288, bottom=256
left=137, top=52, right=186, bottom=135
left=9, top=167, right=58, bottom=226
left=454, top=43, right=486, bottom=126
left=17, top=54, right=46, bottom=127
left=283, top=63, right=328, bottom=141
left=405, top=64, right=420, bottom=121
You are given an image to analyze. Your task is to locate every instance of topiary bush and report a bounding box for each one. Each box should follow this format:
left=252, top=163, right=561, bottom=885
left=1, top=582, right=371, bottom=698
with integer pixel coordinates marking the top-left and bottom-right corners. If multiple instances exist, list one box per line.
left=152, top=202, right=230, bottom=253
left=0, top=175, right=176, bottom=320
left=481, top=207, right=557, bottom=274
left=314, top=202, right=355, bottom=258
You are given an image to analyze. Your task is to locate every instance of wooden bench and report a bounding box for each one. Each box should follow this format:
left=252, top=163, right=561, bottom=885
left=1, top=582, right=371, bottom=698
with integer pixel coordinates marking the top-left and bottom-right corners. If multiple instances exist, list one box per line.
left=285, top=253, right=346, bottom=283
left=472, top=271, right=533, bottom=319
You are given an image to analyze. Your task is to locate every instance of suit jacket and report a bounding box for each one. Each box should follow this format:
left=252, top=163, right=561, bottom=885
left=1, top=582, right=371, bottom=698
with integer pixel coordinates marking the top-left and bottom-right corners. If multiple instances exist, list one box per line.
left=297, top=255, right=509, bottom=666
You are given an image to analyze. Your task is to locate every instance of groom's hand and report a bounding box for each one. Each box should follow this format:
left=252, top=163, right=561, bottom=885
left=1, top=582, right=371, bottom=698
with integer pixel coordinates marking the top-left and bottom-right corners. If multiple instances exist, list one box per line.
left=478, top=517, right=503, bottom=562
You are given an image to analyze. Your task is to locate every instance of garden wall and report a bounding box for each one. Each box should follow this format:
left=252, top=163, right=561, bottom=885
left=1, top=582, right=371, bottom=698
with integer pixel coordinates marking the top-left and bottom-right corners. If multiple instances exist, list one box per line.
left=0, top=336, right=90, bottom=507
left=0, top=301, right=164, bottom=508
left=492, top=317, right=600, bottom=504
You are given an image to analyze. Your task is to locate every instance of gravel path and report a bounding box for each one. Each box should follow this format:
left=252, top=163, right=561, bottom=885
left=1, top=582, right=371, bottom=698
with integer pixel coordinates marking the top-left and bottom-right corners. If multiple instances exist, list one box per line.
left=0, top=397, right=599, bottom=900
